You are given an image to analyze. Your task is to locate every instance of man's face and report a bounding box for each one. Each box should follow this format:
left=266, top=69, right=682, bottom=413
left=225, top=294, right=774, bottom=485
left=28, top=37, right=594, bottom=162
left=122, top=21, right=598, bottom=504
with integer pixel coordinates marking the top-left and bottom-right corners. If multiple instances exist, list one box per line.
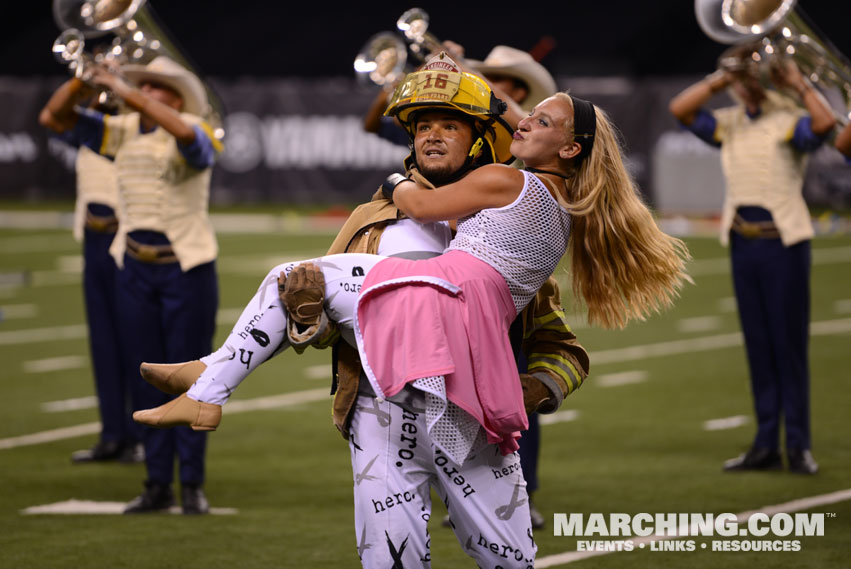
left=732, top=72, right=766, bottom=107
left=724, top=60, right=766, bottom=107
left=412, top=111, right=475, bottom=185
left=485, top=74, right=529, bottom=106
left=140, top=81, right=184, bottom=111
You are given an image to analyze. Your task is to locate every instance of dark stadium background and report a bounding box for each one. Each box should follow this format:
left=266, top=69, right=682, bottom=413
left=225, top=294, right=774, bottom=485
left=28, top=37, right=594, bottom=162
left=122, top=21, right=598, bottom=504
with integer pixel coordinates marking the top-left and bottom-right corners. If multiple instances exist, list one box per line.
left=4, top=1, right=850, bottom=208
left=7, top=1, right=851, bottom=80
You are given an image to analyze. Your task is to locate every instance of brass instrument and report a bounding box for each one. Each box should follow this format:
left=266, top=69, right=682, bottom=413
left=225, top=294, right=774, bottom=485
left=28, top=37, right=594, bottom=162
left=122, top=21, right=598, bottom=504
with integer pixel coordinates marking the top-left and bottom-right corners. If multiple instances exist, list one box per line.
left=52, top=27, right=123, bottom=109
left=354, top=32, right=409, bottom=87
left=53, top=0, right=168, bottom=69
left=52, top=0, right=226, bottom=140
left=695, top=0, right=851, bottom=124
left=52, top=27, right=89, bottom=77
left=395, top=8, right=444, bottom=61
left=354, top=8, right=445, bottom=87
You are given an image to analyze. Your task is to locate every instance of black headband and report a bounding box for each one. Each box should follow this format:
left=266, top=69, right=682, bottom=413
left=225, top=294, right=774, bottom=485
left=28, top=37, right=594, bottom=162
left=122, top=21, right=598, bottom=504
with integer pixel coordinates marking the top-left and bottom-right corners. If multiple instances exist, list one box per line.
left=570, top=95, right=596, bottom=162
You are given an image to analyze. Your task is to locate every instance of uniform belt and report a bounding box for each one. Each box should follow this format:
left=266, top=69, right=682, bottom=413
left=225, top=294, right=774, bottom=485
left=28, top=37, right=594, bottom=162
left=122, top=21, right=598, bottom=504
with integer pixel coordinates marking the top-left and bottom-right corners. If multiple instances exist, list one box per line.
left=125, top=235, right=178, bottom=264
left=731, top=214, right=780, bottom=240
left=84, top=211, right=119, bottom=233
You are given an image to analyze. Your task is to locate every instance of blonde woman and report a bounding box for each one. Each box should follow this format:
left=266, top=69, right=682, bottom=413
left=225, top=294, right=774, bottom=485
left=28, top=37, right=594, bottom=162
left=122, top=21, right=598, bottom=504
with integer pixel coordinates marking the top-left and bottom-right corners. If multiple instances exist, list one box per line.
left=135, top=91, right=689, bottom=429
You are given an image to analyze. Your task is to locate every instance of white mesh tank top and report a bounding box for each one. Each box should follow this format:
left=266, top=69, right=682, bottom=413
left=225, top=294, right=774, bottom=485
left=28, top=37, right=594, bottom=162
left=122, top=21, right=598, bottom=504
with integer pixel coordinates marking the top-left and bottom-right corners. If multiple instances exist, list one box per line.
left=445, top=169, right=572, bottom=314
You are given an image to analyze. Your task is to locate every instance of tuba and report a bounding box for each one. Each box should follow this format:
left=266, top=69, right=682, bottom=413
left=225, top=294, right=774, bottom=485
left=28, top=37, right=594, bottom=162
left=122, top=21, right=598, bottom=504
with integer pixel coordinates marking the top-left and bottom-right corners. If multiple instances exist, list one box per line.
left=354, top=8, right=446, bottom=87
left=52, top=0, right=226, bottom=140
left=695, top=0, right=851, bottom=124
left=52, top=26, right=133, bottom=111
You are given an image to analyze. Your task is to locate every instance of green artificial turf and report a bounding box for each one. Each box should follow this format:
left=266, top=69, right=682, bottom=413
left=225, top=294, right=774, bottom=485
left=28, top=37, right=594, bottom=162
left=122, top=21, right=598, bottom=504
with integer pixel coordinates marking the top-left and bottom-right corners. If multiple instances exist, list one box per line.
left=1, top=214, right=849, bottom=568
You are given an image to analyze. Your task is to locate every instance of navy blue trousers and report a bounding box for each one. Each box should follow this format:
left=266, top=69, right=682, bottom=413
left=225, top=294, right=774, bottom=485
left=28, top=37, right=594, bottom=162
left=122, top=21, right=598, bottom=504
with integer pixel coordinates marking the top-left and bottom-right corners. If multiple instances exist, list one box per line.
left=518, top=413, right=540, bottom=494
left=116, top=231, right=218, bottom=486
left=730, top=207, right=812, bottom=452
left=82, top=205, right=140, bottom=447
left=515, top=353, right=540, bottom=494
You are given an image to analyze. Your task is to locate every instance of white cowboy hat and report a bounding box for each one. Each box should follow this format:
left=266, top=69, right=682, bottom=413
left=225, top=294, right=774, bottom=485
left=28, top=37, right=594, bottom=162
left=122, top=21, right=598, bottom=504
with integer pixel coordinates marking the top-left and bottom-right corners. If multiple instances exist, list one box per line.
left=467, top=45, right=558, bottom=110
left=122, top=56, right=209, bottom=117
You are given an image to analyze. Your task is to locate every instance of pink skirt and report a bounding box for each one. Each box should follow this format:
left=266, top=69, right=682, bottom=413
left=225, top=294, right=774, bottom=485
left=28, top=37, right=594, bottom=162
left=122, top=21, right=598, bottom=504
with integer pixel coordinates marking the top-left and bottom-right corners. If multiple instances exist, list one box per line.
left=353, top=250, right=528, bottom=454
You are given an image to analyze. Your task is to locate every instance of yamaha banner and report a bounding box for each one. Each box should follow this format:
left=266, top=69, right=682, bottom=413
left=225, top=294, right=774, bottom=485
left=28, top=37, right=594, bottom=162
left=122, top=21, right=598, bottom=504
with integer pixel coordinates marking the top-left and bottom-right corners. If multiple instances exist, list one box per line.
left=1, top=75, right=849, bottom=211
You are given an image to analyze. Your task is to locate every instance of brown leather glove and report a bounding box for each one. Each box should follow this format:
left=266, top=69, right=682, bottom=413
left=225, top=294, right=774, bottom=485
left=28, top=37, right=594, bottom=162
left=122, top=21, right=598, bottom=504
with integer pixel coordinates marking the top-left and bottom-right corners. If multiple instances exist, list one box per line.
left=278, top=262, right=325, bottom=327
left=520, top=373, right=554, bottom=416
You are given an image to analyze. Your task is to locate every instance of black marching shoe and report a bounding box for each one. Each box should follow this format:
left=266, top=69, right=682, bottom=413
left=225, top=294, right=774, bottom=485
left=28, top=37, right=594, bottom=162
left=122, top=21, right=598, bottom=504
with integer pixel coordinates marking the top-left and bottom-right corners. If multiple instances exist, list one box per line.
left=787, top=449, right=819, bottom=475
left=118, top=442, right=145, bottom=464
left=181, top=484, right=210, bottom=515
left=723, top=447, right=782, bottom=472
left=123, top=481, right=175, bottom=514
left=71, top=440, right=143, bottom=464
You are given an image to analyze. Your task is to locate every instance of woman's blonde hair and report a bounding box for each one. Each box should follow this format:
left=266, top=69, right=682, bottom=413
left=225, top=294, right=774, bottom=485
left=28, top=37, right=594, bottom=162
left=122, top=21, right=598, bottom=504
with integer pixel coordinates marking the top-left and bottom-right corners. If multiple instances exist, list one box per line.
left=555, top=92, right=692, bottom=329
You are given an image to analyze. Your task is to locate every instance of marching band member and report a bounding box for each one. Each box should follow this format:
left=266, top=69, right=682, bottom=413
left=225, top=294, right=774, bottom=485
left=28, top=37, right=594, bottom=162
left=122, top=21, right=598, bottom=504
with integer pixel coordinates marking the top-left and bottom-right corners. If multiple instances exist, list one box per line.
left=40, top=55, right=224, bottom=514
left=669, top=44, right=836, bottom=475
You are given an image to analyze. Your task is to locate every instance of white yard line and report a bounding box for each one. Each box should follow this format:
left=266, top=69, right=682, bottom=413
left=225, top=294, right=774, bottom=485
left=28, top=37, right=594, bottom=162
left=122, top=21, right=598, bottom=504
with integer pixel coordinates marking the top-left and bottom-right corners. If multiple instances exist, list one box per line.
left=537, top=488, right=851, bottom=567
left=304, top=364, right=333, bottom=380
left=0, top=324, right=87, bottom=346
left=589, top=317, right=851, bottom=365
left=0, top=389, right=331, bottom=450
left=23, top=355, right=88, bottom=373
left=222, top=388, right=329, bottom=413
left=0, top=231, right=76, bottom=252
left=41, top=396, right=98, bottom=413
left=216, top=307, right=243, bottom=324
left=703, top=415, right=750, bottom=431
left=590, top=332, right=744, bottom=365
left=21, top=500, right=238, bottom=516
left=0, top=303, right=38, bottom=319
left=539, top=410, right=580, bottom=426
left=717, top=297, right=738, bottom=313
left=29, top=271, right=84, bottom=287
left=812, top=245, right=851, bottom=264
left=686, top=257, right=730, bottom=277
left=0, top=422, right=100, bottom=450
left=594, top=371, right=648, bottom=388
left=677, top=316, right=722, bottom=333
left=812, top=318, right=851, bottom=335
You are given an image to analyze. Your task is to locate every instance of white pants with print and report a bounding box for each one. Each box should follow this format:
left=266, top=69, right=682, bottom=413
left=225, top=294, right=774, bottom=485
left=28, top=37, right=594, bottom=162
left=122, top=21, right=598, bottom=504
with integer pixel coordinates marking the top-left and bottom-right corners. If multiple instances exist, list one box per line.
left=349, top=394, right=536, bottom=569
left=188, top=253, right=384, bottom=405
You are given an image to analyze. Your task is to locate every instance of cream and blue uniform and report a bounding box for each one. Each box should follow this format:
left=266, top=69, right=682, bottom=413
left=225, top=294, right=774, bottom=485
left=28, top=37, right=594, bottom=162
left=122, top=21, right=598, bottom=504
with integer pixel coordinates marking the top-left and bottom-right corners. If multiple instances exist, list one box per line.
left=72, top=108, right=221, bottom=490
left=681, top=90, right=826, bottom=454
